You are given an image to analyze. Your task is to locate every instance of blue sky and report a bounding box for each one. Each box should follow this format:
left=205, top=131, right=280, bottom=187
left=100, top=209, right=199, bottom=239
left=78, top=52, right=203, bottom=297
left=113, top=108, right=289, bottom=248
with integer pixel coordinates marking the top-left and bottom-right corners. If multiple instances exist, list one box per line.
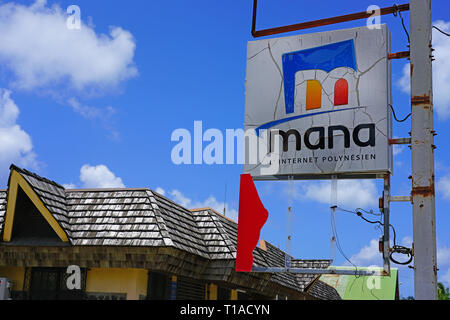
left=0, top=0, right=449, bottom=298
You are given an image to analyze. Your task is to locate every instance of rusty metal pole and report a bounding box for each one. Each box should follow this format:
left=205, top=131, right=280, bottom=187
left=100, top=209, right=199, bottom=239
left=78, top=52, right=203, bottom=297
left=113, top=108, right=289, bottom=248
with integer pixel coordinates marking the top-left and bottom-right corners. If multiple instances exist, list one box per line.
left=409, top=0, right=437, bottom=300
left=383, top=175, right=391, bottom=276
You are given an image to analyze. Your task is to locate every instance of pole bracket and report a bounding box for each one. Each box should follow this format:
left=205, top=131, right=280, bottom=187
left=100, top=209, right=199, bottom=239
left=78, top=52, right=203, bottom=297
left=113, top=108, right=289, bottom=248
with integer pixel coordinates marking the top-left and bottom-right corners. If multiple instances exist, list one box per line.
left=390, top=196, right=412, bottom=203
left=251, top=267, right=384, bottom=276
left=389, top=138, right=411, bottom=145
left=388, top=51, right=410, bottom=60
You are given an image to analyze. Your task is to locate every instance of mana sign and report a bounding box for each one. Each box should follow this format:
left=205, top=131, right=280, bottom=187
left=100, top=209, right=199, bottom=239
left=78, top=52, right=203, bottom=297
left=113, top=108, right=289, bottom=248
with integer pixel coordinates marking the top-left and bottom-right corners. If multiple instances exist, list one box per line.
left=244, top=25, right=393, bottom=180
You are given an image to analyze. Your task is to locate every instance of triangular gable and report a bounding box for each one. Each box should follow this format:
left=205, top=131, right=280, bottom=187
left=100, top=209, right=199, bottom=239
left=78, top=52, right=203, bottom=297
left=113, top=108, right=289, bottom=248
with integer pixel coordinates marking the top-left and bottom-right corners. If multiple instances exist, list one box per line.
left=2, top=169, right=69, bottom=242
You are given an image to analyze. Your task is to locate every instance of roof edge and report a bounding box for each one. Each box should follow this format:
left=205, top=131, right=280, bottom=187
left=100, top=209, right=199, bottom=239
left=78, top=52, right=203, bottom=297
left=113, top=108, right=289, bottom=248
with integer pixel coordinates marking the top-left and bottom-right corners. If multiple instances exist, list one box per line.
left=9, top=164, right=66, bottom=190
left=190, top=207, right=237, bottom=224
left=65, top=187, right=151, bottom=192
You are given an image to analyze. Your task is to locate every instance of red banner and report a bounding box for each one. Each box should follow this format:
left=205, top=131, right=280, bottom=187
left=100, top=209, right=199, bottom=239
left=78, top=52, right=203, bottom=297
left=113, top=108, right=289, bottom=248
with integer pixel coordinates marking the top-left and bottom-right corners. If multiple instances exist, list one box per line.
left=236, top=174, right=268, bottom=272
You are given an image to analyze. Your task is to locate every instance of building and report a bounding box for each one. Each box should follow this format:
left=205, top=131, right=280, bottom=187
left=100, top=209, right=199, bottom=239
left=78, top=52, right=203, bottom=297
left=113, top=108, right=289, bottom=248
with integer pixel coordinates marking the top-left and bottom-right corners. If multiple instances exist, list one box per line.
left=319, top=267, right=400, bottom=300
left=0, top=165, right=340, bottom=300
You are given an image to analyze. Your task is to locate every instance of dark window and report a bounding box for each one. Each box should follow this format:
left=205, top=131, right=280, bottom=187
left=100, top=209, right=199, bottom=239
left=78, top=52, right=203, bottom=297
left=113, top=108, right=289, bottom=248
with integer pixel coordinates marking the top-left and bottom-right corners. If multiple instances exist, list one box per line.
left=11, top=187, right=63, bottom=244
left=147, top=272, right=168, bottom=300
left=177, top=277, right=205, bottom=300
left=29, top=268, right=86, bottom=300
left=218, top=287, right=231, bottom=300
left=238, top=291, right=250, bottom=300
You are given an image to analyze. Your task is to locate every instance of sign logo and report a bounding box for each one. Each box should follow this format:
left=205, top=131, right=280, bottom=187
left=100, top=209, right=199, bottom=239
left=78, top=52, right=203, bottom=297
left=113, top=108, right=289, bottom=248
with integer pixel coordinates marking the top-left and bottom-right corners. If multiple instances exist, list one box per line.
left=283, top=39, right=357, bottom=114
left=256, top=39, right=361, bottom=134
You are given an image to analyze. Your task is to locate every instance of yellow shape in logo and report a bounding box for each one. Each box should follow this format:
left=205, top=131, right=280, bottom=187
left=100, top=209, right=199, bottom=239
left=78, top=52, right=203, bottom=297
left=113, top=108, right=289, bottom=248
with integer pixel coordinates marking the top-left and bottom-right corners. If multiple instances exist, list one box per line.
left=306, top=80, right=322, bottom=110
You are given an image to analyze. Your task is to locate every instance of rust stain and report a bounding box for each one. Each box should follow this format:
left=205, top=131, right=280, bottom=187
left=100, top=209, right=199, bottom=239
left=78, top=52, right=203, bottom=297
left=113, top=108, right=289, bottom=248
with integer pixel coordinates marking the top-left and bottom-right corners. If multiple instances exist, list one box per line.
left=412, top=94, right=431, bottom=106
left=411, top=183, right=435, bottom=197
left=388, top=51, right=410, bottom=60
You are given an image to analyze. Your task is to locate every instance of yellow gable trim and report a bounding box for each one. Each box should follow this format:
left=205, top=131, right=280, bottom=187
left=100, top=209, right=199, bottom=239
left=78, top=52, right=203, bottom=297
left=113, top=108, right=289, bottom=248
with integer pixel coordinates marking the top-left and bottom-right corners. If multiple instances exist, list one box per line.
left=3, top=170, right=69, bottom=242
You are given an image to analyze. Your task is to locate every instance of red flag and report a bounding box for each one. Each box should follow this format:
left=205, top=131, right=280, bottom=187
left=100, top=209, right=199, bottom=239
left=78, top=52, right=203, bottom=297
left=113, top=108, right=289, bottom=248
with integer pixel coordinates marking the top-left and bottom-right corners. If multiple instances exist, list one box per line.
left=236, top=174, right=268, bottom=272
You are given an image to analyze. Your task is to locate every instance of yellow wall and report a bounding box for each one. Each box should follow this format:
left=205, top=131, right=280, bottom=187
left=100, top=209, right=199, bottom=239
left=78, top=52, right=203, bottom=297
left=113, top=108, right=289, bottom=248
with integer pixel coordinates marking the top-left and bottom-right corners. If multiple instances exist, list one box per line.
left=86, top=268, right=148, bottom=300
left=206, top=283, right=218, bottom=300
left=0, top=267, right=25, bottom=291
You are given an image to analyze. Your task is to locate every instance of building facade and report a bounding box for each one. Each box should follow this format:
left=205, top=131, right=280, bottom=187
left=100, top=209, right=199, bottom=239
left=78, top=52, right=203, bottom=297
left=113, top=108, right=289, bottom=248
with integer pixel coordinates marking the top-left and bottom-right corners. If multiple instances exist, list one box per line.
left=0, top=165, right=340, bottom=300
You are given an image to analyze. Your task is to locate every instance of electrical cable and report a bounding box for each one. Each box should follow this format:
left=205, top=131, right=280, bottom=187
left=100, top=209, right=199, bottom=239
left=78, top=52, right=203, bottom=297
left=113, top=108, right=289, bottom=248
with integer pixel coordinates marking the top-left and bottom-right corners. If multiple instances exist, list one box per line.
left=390, top=104, right=411, bottom=123
left=393, top=4, right=410, bottom=44
left=433, top=26, right=450, bottom=37
left=355, top=207, right=382, bottom=217
left=389, top=224, right=413, bottom=265
left=329, top=208, right=360, bottom=277
left=336, top=206, right=414, bottom=266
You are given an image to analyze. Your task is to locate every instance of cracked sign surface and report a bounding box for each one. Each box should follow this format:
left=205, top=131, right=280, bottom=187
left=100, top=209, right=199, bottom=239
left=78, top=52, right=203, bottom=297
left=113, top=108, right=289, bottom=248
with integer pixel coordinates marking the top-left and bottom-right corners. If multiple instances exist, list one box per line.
left=244, top=25, right=393, bottom=180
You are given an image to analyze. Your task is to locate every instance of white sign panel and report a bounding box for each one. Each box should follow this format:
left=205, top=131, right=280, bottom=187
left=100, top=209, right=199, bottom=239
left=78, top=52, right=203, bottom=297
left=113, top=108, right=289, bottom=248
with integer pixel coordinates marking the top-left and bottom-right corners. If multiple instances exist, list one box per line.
left=244, top=25, right=393, bottom=180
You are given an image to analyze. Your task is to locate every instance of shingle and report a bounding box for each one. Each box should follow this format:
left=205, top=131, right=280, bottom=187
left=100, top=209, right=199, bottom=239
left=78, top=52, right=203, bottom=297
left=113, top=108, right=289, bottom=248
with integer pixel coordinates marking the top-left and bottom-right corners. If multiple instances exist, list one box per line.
left=64, top=189, right=166, bottom=246
left=308, top=280, right=342, bottom=300
left=0, top=190, right=7, bottom=235
left=149, top=193, right=211, bottom=258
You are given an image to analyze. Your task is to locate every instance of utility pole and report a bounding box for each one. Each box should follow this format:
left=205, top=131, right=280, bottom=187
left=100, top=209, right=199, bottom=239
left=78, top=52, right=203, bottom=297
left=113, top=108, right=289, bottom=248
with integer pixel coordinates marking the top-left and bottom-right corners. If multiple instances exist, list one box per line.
left=410, top=0, right=437, bottom=300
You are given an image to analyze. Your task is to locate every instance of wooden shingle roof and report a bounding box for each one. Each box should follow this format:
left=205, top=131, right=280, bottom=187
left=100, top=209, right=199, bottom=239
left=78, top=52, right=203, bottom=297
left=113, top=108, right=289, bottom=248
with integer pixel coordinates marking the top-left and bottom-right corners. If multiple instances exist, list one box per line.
left=0, top=190, right=6, bottom=235
left=66, top=189, right=166, bottom=247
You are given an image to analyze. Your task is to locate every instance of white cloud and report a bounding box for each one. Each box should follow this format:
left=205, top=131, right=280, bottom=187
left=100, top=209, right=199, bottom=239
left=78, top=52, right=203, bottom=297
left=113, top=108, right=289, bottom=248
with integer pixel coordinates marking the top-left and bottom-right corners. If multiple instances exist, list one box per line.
left=398, top=20, right=450, bottom=119
left=62, top=183, right=76, bottom=189
left=402, top=236, right=413, bottom=247
left=393, top=146, right=403, bottom=156
left=67, top=98, right=119, bottom=140
left=168, top=189, right=238, bottom=222
left=440, top=269, right=450, bottom=287
left=437, top=175, right=450, bottom=200
left=79, top=164, right=125, bottom=188
left=349, top=239, right=382, bottom=267
left=155, top=187, right=166, bottom=196
left=0, top=88, right=37, bottom=179
left=438, top=245, right=450, bottom=267
left=67, top=98, right=116, bottom=120
left=300, top=179, right=379, bottom=208
left=0, top=0, right=137, bottom=93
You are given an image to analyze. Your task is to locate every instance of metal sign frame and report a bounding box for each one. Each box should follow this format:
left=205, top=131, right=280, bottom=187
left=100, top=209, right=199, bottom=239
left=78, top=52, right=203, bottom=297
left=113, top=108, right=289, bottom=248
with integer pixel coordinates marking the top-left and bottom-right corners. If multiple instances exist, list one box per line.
left=251, top=174, right=391, bottom=277
left=251, top=0, right=409, bottom=38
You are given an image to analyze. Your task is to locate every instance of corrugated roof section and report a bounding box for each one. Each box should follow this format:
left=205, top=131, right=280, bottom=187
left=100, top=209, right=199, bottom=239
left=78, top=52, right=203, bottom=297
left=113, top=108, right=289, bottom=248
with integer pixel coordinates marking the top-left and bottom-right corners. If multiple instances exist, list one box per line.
left=0, top=190, right=6, bottom=235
